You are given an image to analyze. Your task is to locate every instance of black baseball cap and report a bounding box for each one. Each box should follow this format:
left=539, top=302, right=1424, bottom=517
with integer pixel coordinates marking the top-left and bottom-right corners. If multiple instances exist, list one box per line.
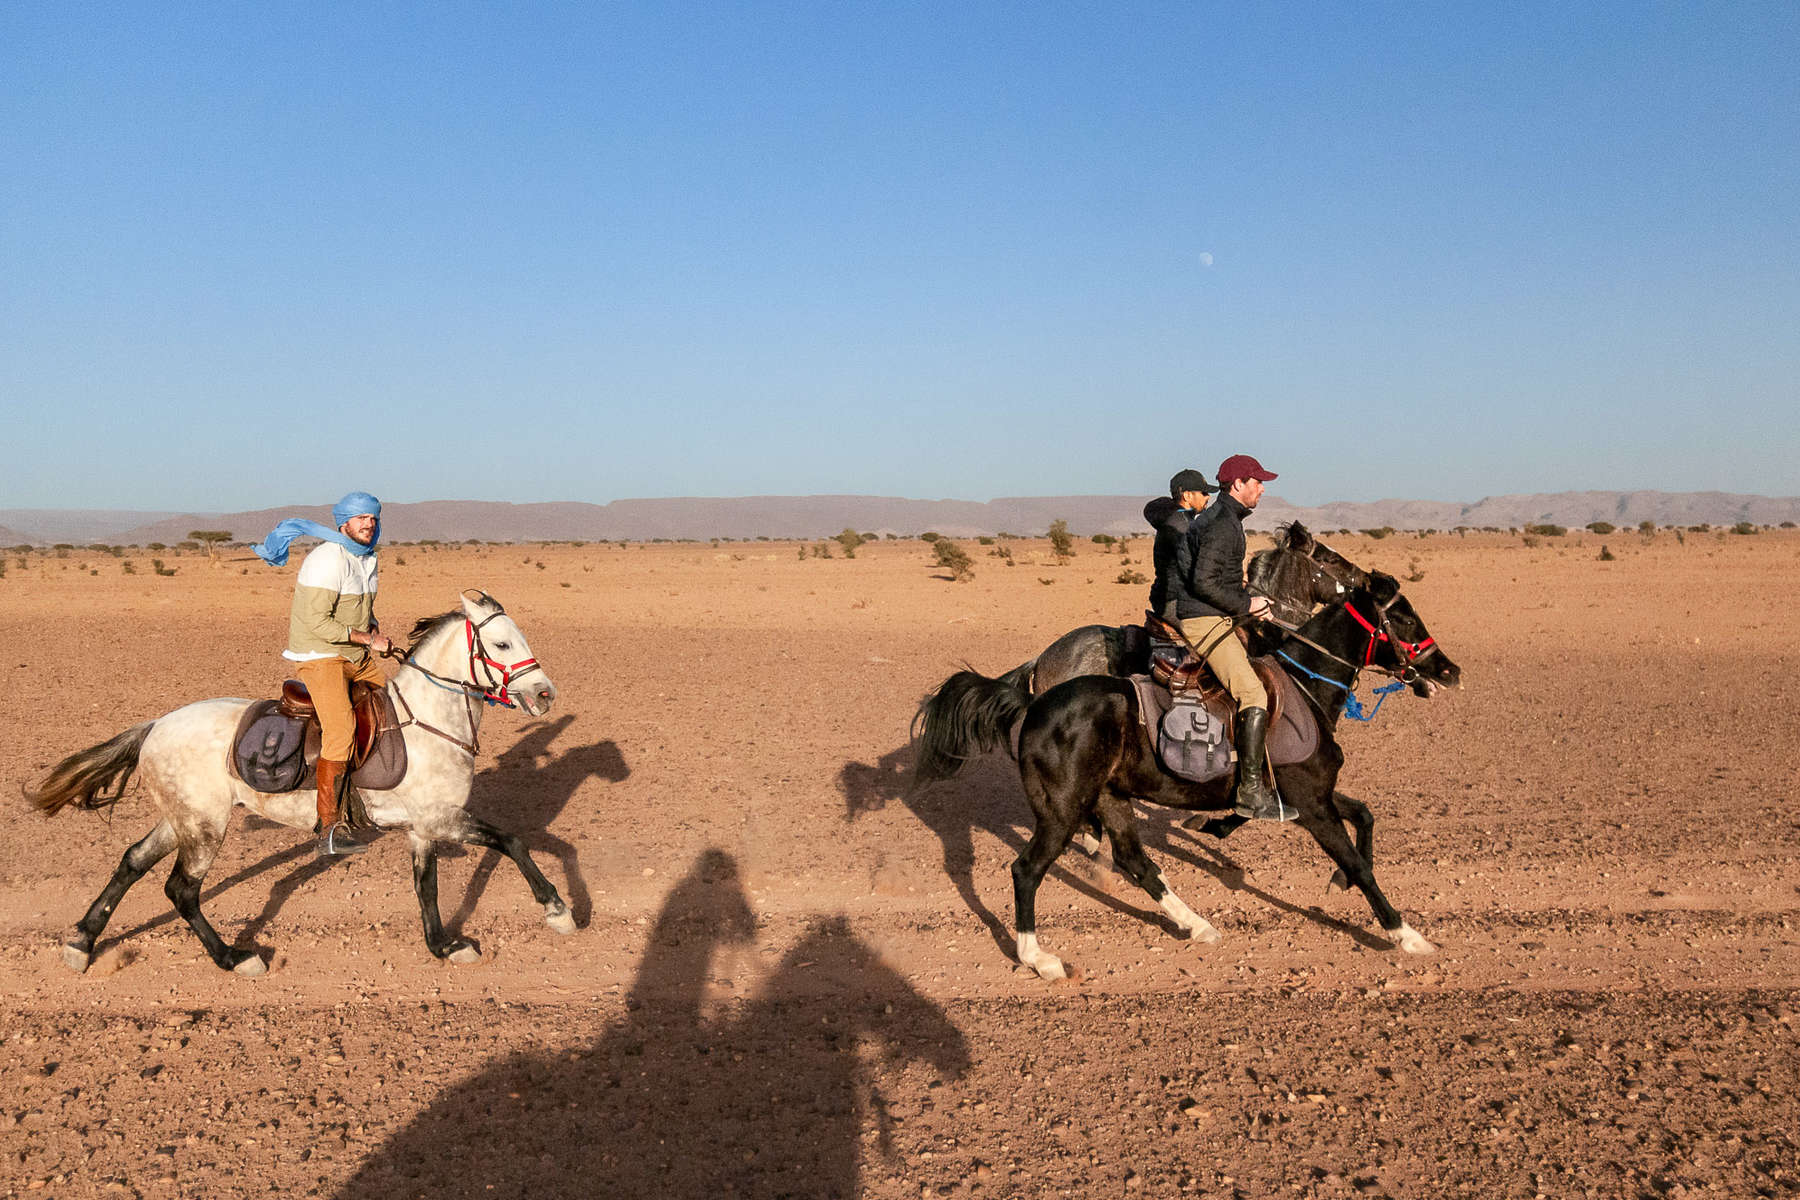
left=1169, top=469, right=1218, bottom=499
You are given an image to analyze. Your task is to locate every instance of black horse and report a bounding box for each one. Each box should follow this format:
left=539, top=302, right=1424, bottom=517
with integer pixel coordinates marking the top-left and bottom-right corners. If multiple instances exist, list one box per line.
left=912, top=566, right=1460, bottom=979
left=913, top=522, right=1361, bottom=788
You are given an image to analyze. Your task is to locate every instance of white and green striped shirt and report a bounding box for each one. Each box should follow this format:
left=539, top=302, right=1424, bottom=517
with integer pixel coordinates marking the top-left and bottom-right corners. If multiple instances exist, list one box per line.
left=283, top=541, right=379, bottom=663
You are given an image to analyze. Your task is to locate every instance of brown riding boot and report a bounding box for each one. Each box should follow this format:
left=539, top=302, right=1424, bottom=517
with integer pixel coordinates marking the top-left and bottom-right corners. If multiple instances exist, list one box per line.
left=314, top=758, right=367, bottom=857
left=1231, top=707, right=1292, bottom=822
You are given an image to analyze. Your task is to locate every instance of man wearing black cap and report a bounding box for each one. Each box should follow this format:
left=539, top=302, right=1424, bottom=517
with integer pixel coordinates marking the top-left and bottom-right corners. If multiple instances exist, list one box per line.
left=1174, top=454, right=1289, bottom=821
left=1144, top=468, right=1217, bottom=622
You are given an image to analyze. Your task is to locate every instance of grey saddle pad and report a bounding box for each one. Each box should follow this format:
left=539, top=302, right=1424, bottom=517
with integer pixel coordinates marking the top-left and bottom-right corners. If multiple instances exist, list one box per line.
left=1129, top=662, right=1320, bottom=785
left=228, top=692, right=408, bottom=794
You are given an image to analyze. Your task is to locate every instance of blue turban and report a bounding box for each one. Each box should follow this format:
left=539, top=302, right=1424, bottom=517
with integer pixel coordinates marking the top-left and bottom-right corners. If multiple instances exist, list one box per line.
left=332, top=491, right=381, bottom=524
left=251, top=491, right=383, bottom=566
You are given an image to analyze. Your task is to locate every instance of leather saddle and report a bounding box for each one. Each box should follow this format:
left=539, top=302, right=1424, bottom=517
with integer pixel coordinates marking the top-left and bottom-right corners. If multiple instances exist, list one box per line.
left=229, top=681, right=407, bottom=794
left=1130, top=612, right=1317, bottom=784
left=1129, top=666, right=1319, bottom=785
left=1142, top=611, right=1274, bottom=714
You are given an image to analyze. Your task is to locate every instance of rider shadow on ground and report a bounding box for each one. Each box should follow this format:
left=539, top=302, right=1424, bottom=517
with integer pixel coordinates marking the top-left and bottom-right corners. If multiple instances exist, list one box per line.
left=842, top=744, right=1391, bottom=955
left=447, top=715, right=629, bottom=930
left=840, top=744, right=1189, bottom=957
left=334, top=848, right=969, bottom=1200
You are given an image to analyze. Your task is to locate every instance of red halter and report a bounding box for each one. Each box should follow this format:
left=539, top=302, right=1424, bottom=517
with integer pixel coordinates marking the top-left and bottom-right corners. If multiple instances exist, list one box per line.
left=465, top=614, right=543, bottom=708
left=1343, top=602, right=1436, bottom=669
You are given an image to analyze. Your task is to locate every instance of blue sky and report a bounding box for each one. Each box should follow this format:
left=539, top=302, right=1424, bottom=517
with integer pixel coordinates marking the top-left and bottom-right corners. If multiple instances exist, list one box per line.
left=3, top=2, right=1796, bottom=510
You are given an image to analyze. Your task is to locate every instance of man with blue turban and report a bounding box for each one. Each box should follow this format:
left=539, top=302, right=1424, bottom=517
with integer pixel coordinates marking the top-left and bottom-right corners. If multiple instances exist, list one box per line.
left=251, top=491, right=392, bottom=856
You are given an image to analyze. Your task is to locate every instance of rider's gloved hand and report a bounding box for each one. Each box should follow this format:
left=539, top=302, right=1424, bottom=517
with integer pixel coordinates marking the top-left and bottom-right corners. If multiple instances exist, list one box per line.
left=1248, top=596, right=1273, bottom=619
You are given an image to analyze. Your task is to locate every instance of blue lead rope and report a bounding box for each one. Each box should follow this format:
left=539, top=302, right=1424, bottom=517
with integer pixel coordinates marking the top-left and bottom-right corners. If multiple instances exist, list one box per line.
left=1275, top=651, right=1407, bottom=723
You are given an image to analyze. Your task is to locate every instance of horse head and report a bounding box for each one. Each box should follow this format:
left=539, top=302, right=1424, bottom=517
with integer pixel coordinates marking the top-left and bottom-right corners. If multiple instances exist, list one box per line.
left=1250, top=522, right=1367, bottom=625
left=407, top=591, right=558, bottom=716
left=1351, top=571, right=1461, bottom=698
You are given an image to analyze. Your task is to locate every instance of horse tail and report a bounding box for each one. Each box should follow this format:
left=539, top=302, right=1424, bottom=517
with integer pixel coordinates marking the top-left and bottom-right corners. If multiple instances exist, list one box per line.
left=909, top=661, right=1034, bottom=789
left=23, top=722, right=154, bottom=817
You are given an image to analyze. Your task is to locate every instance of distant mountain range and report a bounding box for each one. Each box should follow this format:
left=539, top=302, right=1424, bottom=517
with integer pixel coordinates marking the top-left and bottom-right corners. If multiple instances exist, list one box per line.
left=1, top=490, right=1795, bottom=546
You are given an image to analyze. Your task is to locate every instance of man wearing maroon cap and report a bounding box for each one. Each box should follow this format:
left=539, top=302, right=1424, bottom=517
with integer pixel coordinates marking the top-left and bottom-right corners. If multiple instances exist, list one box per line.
left=1173, top=453, right=1290, bottom=821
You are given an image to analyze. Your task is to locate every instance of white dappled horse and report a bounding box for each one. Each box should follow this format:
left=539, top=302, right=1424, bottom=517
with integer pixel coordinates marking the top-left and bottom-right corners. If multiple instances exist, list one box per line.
left=27, top=589, right=573, bottom=974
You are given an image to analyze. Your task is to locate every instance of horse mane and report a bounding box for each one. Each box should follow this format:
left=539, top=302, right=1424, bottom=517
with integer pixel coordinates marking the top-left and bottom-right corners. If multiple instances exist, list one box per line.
left=407, top=610, right=464, bottom=652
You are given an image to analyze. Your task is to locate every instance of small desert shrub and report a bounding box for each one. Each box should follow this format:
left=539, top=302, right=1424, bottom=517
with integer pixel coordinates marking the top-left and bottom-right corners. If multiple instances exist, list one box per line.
left=122, top=561, right=136, bottom=574
left=797, top=545, right=807, bottom=560
left=1675, top=530, right=1685, bottom=545
left=988, top=544, right=1013, bottom=561
left=1361, top=527, right=1395, bottom=540
left=536, top=561, right=546, bottom=569
left=812, top=543, right=832, bottom=559
left=1091, top=533, right=1116, bottom=546
left=1524, top=524, right=1566, bottom=537
left=834, top=528, right=863, bottom=558
left=1586, top=522, right=1615, bottom=535
left=1522, top=535, right=1540, bottom=548
left=1732, top=521, right=1758, bottom=535
left=1598, top=545, right=1615, bottom=561
left=933, top=540, right=973, bottom=581
left=1405, top=559, right=1425, bottom=582
left=1037, top=577, right=1054, bottom=586
left=1047, top=519, right=1073, bottom=559
left=1116, top=568, right=1147, bottom=585
left=977, top=536, right=995, bottom=546
left=152, top=559, right=176, bottom=577
left=920, top=531, right=942, bottom=543
left=1639, top=521, right=1657, bottom=537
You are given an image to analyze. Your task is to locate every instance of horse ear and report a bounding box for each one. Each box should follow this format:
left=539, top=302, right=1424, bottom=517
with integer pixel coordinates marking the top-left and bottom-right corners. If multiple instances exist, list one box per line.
left=1368, top=571, right=1400, bottom=603
left=460, top=589, right=502, bottom=617
left=1282, top=521, right=1314, bottom=553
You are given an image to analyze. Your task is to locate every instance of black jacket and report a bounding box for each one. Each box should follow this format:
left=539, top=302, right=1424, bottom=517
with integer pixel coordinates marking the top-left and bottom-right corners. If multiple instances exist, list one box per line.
left=1174, top=493, right=1253, bottom=620
left=1145, top=497, right=1191, bottom=620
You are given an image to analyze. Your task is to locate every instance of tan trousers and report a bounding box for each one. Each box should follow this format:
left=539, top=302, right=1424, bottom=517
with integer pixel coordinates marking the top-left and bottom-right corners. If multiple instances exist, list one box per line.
left=294, top=655, right=388, bottom=760
left=1179, top=616, right=1267, bottom=712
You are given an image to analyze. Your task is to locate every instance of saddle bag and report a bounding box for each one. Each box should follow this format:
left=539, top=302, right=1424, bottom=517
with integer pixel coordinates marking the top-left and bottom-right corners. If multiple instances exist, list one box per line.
left=1157, top=695, right=1233, bottom=781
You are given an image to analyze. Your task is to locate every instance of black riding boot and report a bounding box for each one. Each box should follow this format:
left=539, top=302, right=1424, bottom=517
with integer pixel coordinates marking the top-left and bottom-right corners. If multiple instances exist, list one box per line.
left=1231, top=707, right=1290, bottom=822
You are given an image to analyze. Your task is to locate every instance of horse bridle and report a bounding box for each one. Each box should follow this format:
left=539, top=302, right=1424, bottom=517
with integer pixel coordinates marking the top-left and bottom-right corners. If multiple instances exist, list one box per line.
left=388, top=608, right=547, bottom=756
left=1258, top=544, right=1438, bottom=686
left=1342, top=592, right=1439, bottom=684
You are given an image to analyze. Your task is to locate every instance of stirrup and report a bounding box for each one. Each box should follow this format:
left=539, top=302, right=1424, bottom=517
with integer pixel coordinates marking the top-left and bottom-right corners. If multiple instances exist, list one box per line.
left=317, top=823, right=369, bottom=857
left=1232, top=784, right=1296, bottom=823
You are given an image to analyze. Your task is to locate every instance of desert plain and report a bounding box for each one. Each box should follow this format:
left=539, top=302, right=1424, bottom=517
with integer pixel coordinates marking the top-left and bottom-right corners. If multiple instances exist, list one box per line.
left=1, top=529, right=1796, bottom=1199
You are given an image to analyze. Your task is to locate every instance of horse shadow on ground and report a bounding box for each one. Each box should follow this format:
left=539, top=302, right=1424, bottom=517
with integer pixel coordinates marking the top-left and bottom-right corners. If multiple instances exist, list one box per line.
left=840, top=743, right=1388, bottom=954
left=335, top=848, right=969, bottom=1200
left=446, top=714, right=628, bottom=930
left=103, top=717, right=625, bottom=958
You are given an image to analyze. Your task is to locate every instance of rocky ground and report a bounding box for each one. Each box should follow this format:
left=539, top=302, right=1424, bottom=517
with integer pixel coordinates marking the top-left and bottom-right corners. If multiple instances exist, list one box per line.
left=2, top=531, right=1795, bottom=1198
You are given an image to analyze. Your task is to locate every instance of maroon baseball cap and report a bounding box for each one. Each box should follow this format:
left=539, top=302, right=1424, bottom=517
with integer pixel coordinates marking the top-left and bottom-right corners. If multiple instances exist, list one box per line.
left=1217, top=454, right=1277, bottom=485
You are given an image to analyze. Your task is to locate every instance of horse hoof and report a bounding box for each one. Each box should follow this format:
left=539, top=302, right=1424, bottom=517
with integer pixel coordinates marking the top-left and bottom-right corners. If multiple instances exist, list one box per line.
left=232, top=954, right=268, bottom=977
left=1327, top=869, right=1349, bottom=894
left=1191, top=922, right=1222, bottom=945
left=1393, top=924, right=1436, bottom=955
left=62, top=943, right=91, bottom=973
left=544, top=906, right=577, bottom=936
left=1033, top=957, right=1069, bottom=982
left=447, top=944, right=481, bottom=965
